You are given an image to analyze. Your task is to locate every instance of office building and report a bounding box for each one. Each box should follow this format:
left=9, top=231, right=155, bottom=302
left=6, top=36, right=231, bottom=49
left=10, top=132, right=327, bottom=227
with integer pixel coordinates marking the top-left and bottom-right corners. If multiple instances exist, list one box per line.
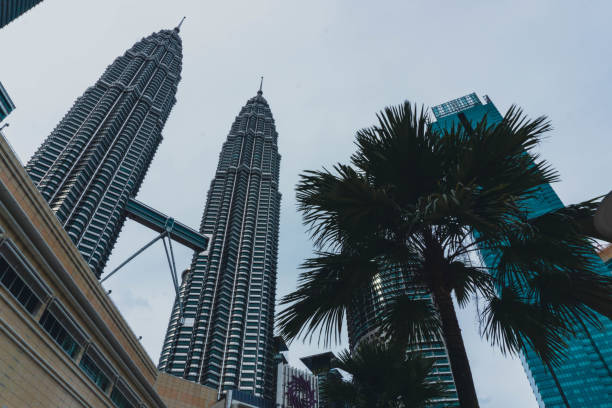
left=300, top=352, right=339, bottom=408
left=431, top=93, right=612, bottom=407
left=276, top=362, right=319, bottom=408
left=0, top=0, right=44, bottom=29
left=26, top=24, right=183, bottom=278
left=346, top=274, right=459, bottom=407
left=159, top=86, right=282, bottom=402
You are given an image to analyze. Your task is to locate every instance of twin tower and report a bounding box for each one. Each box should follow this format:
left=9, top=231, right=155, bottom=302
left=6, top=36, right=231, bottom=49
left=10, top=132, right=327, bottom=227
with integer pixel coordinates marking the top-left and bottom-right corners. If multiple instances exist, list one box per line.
left=25, top=25, right=281, bottom=400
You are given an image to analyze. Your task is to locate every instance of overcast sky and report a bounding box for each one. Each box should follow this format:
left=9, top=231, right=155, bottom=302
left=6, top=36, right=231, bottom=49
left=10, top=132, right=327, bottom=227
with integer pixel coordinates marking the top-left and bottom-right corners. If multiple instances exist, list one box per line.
left=3, top=1, right=612, bottom=406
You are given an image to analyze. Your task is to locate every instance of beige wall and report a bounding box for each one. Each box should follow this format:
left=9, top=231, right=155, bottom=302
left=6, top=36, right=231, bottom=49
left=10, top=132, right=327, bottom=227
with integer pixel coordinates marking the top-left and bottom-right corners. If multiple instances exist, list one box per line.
left=1, top=285, right=110, bottom=407
left=154, top=372, right=220, bottom=408
left=0, top=124, right=229, bottom=408
left=598, top=244, right=612, bottom=263
left=0, top=133, right=164, bottom=407
left=0, top=134, right=156, bottom=384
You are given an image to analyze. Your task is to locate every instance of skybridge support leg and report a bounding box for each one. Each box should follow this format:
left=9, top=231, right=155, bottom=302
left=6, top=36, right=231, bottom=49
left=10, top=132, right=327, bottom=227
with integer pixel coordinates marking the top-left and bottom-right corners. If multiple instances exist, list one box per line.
left=100, top=232, right=167, bottom=283
left=100, top=212, right=196, bottom=326
left=162, top=234, right=184, bottom=324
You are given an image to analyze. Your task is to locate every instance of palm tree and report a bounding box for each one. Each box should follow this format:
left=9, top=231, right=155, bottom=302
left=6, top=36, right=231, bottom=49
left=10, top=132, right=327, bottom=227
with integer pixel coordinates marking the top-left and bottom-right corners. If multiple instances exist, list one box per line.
left=277, top=102, right=612, bottom=407
left=322, top=340, right=447, bottom=408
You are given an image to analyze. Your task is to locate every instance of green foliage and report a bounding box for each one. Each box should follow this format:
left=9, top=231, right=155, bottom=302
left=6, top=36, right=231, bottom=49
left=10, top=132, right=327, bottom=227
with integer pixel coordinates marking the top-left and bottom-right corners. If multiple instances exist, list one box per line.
left=379, top=295, right=442, bottom=346
left=278, top=100, right=612, bottom=369
left=321, top=340, right=447, bottom=408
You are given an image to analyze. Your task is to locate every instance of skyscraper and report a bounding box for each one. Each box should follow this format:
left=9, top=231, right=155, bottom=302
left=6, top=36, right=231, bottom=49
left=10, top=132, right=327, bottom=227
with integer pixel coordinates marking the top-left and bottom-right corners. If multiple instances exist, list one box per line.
left=26, top=25, right=183, bottom=278
left=0, top=81, right=16, bottom=122
left=431, top=93, right=612, bottom=408
left=347, top=270, right=460, bottom=407
left=0, top=0, right=44, bottom=29
left=158, top=86, right=282, bottom=402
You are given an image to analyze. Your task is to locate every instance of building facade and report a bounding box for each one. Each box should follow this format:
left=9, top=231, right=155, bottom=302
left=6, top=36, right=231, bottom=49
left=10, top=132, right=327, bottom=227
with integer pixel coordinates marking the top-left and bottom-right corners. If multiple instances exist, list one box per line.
left=346, top=270, right=460, bottom=407
left=276, top=362, right=319, bottom=408
left=431, top=93, right=612, bottom=407
left=158, top=88, right=282, bottom=402
left=0, top=127, right=168, bottom=408
left=0, top=81, right=16, bottom=122
left=1, top=119, right=229, bottom=408
left=0, top=0, right=44, bottom=29
left=26, top=26, right=183, bottom=278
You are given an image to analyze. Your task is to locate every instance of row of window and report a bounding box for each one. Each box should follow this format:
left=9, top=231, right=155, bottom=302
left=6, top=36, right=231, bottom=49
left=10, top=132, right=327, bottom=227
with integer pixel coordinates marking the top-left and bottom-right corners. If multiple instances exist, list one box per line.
left=0, top=239, right=141, bottom=408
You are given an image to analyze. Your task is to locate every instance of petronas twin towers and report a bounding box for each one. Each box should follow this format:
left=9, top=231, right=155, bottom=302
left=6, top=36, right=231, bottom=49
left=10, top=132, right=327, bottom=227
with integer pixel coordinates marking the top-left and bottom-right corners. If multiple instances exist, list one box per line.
left=26, top=23, right=281, bottom=400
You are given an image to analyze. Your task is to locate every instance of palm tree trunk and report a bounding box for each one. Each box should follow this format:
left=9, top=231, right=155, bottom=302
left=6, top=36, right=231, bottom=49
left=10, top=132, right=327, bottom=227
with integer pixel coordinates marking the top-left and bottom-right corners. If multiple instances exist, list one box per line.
left=432, top=285, right=480, bottom=408
left=423, top=230, right=480, bottom=407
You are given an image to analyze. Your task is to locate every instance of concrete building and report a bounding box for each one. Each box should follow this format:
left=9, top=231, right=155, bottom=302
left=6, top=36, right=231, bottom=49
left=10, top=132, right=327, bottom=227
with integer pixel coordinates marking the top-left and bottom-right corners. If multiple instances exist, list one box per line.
left=0, top=125, right=219, bottom=407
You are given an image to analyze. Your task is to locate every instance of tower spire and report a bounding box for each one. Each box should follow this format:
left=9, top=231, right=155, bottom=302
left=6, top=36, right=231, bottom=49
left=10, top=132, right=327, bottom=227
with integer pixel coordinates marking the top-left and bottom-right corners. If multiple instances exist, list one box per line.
left=175, top=16, right=186, bottom=32
left=258, top=76, right=263, bottom=95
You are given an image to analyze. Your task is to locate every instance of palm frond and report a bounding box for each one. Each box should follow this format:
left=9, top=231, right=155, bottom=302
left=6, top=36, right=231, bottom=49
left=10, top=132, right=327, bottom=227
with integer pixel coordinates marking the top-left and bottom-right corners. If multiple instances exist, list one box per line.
left=445, top=261, right=495, bottom=307
left=329, top=340, right=447, bottom=408
left=480, top=286, right=571, bottom=366
left=351, top=102, right=442, bottom=207
left=380, top=295, right=442, bottom=346
left=320, top=372, right=359, bottom=408
left=277, top=250, right=378, bottom=345
left=296, top=165, right=400, bottom=250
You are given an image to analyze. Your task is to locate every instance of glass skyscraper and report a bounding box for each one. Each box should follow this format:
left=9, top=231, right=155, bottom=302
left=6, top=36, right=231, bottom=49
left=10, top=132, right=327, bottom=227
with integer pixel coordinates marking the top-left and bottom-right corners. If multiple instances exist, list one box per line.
left=158, top=87, right=281, bottom=402
left=0, top=0, right=44, bottom=29
left=347, top=270, right=460, bottom=407
left=26, top=26, right=183, bottom=278
left=431, top=93, right=612, bottom=407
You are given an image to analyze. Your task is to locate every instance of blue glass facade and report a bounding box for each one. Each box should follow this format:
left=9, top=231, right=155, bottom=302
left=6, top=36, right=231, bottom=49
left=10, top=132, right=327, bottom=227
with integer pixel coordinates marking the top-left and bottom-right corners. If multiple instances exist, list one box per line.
left=432, top=93, right=612, bottom=407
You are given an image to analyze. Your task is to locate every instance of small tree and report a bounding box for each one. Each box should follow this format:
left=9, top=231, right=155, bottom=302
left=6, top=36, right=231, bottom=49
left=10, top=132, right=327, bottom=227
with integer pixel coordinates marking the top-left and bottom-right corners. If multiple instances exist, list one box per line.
left=321, top=340, right=447, bottom=408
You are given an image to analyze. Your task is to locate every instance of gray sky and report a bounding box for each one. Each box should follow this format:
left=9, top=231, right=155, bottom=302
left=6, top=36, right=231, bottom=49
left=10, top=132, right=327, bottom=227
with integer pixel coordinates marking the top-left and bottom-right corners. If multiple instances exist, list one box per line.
left=2, top=1, right=612, bottom=406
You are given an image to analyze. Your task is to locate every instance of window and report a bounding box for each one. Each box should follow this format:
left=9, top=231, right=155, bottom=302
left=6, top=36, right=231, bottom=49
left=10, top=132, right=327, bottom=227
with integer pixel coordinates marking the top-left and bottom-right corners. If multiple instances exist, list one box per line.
left=40, top=310, right=80, bottom=358
left=39, top=300, right=87, bottom=360
left=110, top=388, right=134, bottom=408
left=110, top=379, right=139, bottom=408
left=0, top=241, right=52, bottom=314
left=79, top=353, right=110, bottom=391
left=0, top=256, right=40, bottom=314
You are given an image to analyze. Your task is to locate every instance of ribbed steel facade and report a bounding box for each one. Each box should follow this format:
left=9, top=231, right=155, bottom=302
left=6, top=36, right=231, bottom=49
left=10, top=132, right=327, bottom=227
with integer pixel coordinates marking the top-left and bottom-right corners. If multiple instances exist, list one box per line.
left=26, top=28, right=182, bottom=278
left=0, top=0, right=44, bottom=29
left=158, top=90, right=281, bottom=401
